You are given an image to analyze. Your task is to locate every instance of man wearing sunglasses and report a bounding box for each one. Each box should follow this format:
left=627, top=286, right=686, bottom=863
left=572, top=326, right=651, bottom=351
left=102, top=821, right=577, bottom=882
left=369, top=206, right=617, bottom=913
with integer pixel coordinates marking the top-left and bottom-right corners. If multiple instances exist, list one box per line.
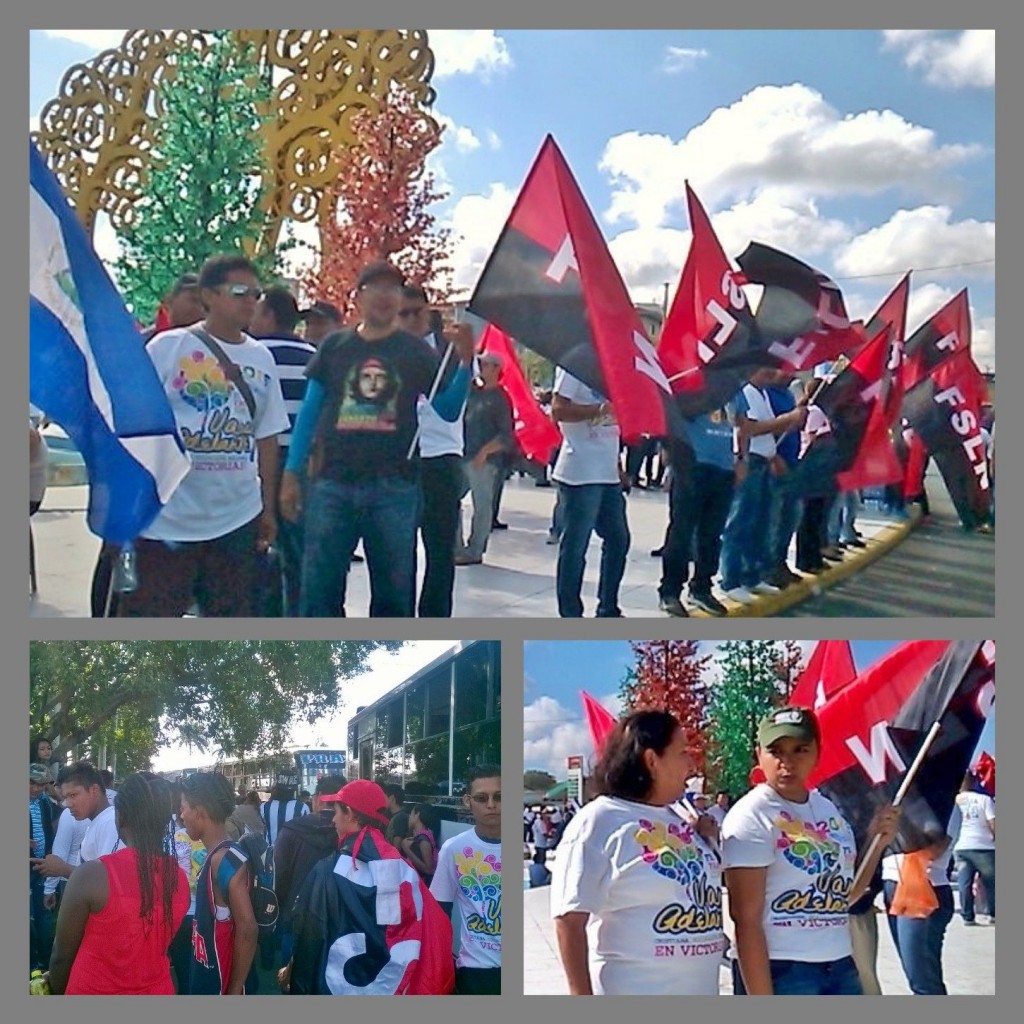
left=119, top=254, right=289, bottom=616
left=280, top=261, right=475, bottom=617
left=430, top=765, right=502, bottom=995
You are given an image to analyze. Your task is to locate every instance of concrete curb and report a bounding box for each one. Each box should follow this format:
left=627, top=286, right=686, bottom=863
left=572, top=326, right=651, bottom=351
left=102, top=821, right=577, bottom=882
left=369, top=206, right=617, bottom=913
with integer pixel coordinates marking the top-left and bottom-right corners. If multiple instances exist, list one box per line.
left=690, top=507, right=922, bottom=619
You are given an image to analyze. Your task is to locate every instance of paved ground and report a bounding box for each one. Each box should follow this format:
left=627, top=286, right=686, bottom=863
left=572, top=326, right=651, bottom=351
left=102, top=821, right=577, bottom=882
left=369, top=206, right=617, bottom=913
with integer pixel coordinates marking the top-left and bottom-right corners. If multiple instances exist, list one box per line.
left=522, top=854, right=995, bottom=995
left=29, top=466, right=991, bottom=618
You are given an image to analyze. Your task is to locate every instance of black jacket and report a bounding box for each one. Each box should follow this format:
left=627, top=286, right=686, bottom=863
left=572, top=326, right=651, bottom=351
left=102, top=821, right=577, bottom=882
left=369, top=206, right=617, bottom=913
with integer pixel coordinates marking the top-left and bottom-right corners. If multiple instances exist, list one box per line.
left=274, top=810, right=338, bottom=923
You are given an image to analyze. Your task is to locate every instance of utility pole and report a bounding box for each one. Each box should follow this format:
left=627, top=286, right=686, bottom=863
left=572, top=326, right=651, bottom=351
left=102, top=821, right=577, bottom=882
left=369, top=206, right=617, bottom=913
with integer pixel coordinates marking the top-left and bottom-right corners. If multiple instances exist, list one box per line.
left=662, top=281, right=670, bottom=316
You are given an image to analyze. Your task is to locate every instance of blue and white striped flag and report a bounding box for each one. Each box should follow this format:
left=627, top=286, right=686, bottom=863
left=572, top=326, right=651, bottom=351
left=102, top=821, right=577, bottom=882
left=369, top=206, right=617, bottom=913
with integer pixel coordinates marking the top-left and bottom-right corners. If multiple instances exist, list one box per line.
left=30, top=140, right=190, bottom=544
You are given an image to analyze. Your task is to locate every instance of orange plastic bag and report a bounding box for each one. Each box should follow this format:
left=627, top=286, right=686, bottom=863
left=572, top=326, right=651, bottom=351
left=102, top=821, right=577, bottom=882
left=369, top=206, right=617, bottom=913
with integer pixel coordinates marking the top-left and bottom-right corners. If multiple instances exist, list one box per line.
left=889, top=850, right=939, bottom=918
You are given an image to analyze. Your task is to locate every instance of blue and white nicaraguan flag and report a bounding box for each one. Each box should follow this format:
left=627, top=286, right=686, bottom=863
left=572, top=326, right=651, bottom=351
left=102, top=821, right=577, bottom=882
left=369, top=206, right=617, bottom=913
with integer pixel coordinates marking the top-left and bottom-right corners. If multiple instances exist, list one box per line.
left=30, top=140, right=190, bottom=544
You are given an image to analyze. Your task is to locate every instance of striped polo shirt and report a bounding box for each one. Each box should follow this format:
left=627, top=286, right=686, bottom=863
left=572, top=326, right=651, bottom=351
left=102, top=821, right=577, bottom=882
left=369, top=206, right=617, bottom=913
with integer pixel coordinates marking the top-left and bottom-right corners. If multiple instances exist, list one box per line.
left=260, top=334, right=316, bottom=447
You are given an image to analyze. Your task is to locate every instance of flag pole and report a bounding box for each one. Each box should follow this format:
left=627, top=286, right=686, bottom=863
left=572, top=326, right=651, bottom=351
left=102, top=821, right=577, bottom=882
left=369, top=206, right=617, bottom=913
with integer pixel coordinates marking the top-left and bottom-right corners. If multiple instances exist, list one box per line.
left=406, top=341, right=457, bottom=461
left=850, top=718, right=944, bottom=894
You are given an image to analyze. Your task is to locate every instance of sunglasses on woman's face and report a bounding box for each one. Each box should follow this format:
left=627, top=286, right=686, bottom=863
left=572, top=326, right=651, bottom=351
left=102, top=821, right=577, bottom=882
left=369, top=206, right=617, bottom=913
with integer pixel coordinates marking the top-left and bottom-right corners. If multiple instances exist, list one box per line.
left=219, top=283, right=264, bottom=300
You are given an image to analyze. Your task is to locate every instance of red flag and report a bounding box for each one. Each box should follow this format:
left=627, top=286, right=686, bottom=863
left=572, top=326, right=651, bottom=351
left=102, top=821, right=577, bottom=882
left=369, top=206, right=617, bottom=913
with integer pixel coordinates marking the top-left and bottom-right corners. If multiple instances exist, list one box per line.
left=469, top=135, right=678, bottom=442
left=658, top=183, right=765, bottom=410
left=866, top=272, right=911, bottom=426
left=834, top=325, right=903, bottom=490
left=789, top=641, right=857, bottom=709
left=903, top=288, right=971, bottom=391
left=477, top=323, right=562, bottom=465
left=153, top=303, right=173, bottom=333
left=580, top=690, right=618, bottom=755
left=972, top=751, right=995, bottom=796
left=812, top=641, right=992, bottom=855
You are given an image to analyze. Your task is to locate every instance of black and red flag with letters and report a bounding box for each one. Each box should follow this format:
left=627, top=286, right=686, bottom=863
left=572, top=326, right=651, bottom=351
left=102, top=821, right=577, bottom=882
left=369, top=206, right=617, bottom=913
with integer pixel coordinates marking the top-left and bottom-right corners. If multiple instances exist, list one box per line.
left=901, top=345, right=991, bottom=527
left=810, top=640, right=994, bottom=856
left=734, top=241, right=868, bottom=372
left=657, top=183, right=769, bottom=416
left=903, top=288, right=971, bottom=391
left=864, top=272, right=911, bottom=427
left=468, top=135, right=679, bottom=442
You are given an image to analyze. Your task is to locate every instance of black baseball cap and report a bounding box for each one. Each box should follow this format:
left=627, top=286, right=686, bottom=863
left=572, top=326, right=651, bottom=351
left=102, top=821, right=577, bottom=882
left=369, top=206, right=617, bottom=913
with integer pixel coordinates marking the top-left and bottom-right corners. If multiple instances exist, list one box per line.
left=300, top=300, right=342, bottom=322
left=356, top=261, right=404, bottom=290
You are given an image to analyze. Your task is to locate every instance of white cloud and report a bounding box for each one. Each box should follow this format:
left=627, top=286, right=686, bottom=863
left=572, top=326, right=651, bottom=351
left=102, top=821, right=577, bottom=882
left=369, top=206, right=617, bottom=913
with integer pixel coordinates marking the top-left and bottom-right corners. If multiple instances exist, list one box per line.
left=443, top=182, right=517, bottom=296
left=599, top=83, right=982, bottom=230
left=523, top=693, right=621, bottom=779
left=662, top=46, right=708, bottom=74
left=883, top=30, right=995, bottom=88
left=429, top=30, right=512, bottom=80
left=436, top=113, right=481, bottom=154
left=608, top=226, right=691, bottom=294
left=834, top=205, right=995, bottom=283
left=484, top=129, right=502, bottom=150
left=43, top=30, right=129, bottom=50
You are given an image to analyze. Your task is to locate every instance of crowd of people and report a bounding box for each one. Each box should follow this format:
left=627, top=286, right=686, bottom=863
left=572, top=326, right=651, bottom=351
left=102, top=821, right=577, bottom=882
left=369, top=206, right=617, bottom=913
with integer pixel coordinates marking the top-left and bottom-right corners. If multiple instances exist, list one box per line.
left=524, top=709, right=993, bottom=996
left=34, top=252, right=992, bottom=619
left=30, top=740, right=502, bottom=995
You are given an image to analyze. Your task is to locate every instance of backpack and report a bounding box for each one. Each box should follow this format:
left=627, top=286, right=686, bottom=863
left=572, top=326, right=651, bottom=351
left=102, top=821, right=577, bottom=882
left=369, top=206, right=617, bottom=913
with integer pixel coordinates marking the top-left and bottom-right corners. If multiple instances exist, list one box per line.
left=234, top=830, right=279, bottom=933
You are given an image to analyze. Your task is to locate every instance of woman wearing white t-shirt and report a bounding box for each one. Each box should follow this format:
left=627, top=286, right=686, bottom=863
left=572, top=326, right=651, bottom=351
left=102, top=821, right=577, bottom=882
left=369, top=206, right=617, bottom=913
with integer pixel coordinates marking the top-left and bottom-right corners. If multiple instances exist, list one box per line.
left=953, top=772, right=995, bottom=925
left=723, top=706, right=900, bottom=995
left=550, top=710, right=724, bottom=995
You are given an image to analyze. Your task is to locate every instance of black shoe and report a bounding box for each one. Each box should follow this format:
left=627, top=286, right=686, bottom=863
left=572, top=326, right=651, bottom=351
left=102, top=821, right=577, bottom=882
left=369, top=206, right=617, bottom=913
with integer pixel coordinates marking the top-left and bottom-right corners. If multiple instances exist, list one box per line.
left=797, top=564, right=824, bottom=574
left=491, top=520, right=509, bottom=530
left=778, top=564, right=802, bottom=584
left=766, top=569, right=793, bottom=589
left=351, top=553, right=364, bottom=563
left=688, top=590, right=728, bottom=616
left=845, top=538, right=867, bottom=548
left=658, top=595, right=689, bottom=617
left=650, top=547, right=664, bottom=558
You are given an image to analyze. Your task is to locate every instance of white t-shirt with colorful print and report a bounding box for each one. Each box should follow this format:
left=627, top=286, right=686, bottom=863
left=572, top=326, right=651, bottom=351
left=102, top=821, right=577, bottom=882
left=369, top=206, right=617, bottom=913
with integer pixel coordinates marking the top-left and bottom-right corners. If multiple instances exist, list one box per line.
left=550, top=795, right=724, bottom=995
left=722, top=785, right=856, bottom=963
left=430, top=827, right=501, bottom=970
left=143, top=327, right=289, bottom=542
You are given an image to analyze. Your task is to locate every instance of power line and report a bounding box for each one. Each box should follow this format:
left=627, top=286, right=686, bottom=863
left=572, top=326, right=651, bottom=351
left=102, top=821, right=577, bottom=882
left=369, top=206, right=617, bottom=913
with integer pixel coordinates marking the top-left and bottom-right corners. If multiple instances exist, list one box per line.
left=833, top=258, right=994, bottom=282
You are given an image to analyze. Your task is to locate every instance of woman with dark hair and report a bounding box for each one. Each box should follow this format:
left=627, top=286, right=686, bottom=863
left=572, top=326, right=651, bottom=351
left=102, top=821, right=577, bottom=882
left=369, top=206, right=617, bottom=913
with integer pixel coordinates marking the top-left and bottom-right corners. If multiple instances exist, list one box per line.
left=550, top=710, right=724, bottom=995
left=47, top=773, right=190, bottom=994
left=400, top=802, right=442, bottom=885
left=723, top=706, right=901, bottom=996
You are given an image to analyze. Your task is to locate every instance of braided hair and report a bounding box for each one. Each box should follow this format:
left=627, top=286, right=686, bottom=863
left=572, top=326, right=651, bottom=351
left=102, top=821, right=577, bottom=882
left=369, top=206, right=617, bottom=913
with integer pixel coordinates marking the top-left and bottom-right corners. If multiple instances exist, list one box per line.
left=114, top=773, right=181, bottom=941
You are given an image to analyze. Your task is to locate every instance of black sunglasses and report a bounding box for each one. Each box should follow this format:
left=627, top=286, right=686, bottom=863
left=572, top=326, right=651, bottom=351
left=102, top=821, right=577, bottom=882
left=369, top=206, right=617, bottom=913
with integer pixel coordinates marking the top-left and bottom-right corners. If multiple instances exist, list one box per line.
left=218, top=283, right=264, bottom=300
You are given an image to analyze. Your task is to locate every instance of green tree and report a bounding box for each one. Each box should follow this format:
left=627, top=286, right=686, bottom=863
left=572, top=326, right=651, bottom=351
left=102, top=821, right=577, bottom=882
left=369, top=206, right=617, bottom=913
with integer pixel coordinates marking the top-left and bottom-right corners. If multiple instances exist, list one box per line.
left=30, top=641, right=404, bottom=764
left=524, top=769, right=558, bottom=792
left=113, top=31, right=278, bottom=322
left=705, top=641, right=793, bottom=799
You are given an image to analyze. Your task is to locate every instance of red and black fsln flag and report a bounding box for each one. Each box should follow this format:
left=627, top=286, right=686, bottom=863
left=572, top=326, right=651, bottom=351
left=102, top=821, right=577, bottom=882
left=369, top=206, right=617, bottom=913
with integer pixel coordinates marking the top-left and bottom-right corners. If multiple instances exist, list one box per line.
left=734, top=241, right=867, bottom=372
left=811, top=640, right=994, bottom=857
left=468, top=134, right=681, bottom=443
left=902, top=346, right=991, bottom=527
left=658, top=183, right=772, bottom=417
left=902, top=288, right=971, bottom=392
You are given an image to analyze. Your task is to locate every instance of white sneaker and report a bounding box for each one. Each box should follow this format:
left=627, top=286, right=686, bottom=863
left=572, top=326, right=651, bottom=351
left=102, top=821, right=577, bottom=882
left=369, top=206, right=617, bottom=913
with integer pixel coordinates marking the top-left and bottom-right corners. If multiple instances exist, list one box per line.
left=752, top=581, right=781, bottom=595
left=723, top=586, right=755, bottom=604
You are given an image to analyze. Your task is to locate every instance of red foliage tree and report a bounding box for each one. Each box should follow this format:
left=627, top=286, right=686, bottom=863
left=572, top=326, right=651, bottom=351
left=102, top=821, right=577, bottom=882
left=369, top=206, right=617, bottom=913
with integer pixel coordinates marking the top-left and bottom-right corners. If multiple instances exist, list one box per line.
left=304, top=87, right=453, bottom=317
left=619, top=640, right=711, bottom=775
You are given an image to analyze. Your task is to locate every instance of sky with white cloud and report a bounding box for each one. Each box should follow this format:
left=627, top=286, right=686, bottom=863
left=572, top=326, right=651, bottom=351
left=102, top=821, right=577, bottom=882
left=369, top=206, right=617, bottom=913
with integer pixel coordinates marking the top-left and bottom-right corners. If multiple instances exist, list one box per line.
left=523, top=640, right=994, bottom=780
left=30, top=29, right=994, bottom=368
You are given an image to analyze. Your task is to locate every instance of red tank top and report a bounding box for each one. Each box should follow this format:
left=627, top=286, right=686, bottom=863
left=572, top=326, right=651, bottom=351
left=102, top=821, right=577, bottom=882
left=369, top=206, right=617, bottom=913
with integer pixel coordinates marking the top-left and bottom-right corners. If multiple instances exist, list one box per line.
left=66, top=847, right=190, bottom=995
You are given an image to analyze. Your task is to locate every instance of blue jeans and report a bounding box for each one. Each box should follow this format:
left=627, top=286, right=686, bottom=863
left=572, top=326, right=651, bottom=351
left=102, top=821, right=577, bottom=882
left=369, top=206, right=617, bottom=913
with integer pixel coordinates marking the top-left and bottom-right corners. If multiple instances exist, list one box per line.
left=883, top=881, right=954, bottom=994
left=828, top=490, right=860, bottom=544
left=276, top=515, right=305, bottom=618
left=769, top=472, right=803, bottom=569
left=30, top=867, right=52, bottom=971
left=719, top=454, right=773, bottom=590
left=956, top=849, right=995, bottom=921
left=732, top=955, right=862, bottom=995
left=556, top=482, right=630, bottom=617
left=300, top=476, right=420, bottom=617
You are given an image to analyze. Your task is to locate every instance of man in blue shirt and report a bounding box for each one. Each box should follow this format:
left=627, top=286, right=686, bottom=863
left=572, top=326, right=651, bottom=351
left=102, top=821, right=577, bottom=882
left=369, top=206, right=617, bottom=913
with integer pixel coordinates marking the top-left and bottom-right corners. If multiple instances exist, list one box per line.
left=764, top=370, right=805, bottom=589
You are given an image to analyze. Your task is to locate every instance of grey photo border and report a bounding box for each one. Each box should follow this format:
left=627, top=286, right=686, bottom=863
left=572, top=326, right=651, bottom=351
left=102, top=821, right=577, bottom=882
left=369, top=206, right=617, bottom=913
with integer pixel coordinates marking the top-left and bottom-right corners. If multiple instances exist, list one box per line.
left=5, top=3, right=1016, bottom=1024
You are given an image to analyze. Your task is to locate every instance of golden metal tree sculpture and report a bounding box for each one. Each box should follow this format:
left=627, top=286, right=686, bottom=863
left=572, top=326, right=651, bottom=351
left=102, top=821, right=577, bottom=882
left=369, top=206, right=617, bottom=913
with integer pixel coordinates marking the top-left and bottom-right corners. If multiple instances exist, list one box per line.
left=32, top=29, right=436, bottom=257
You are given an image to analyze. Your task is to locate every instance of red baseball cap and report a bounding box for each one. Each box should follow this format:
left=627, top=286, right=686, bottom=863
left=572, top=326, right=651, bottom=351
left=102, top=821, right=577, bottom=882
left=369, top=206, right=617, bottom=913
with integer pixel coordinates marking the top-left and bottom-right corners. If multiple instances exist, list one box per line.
left=319, top=779, right=389, bottom=826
